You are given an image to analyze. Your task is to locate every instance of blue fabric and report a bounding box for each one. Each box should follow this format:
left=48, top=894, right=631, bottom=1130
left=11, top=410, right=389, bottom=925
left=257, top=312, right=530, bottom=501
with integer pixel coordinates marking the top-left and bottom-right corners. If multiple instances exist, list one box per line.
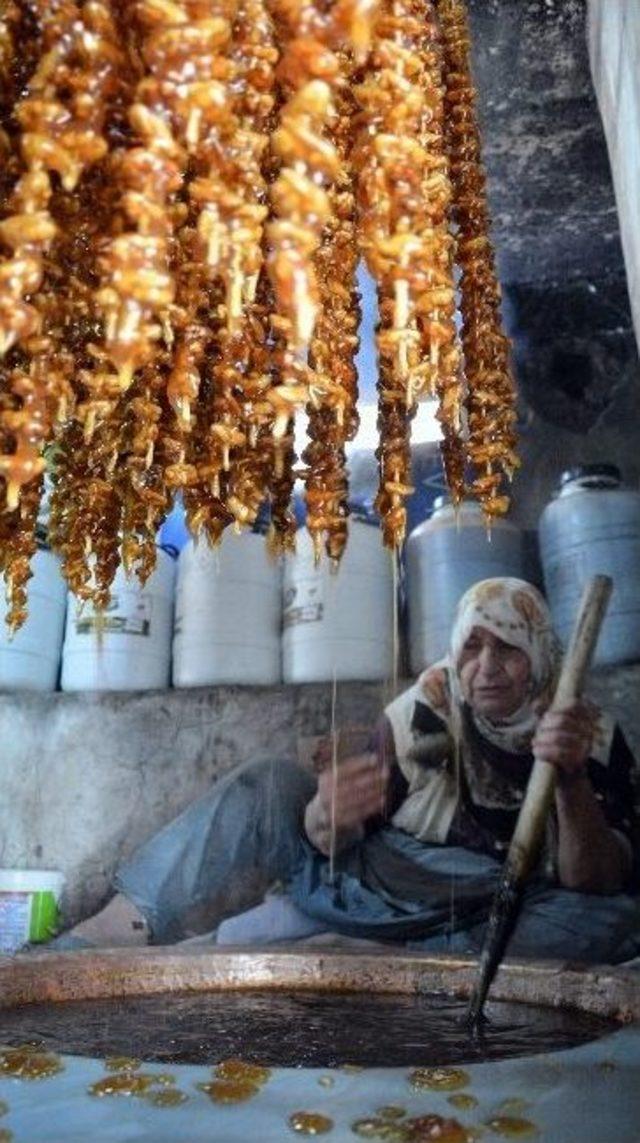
left=287, top=825, right=640, bottom=964
left=116, top=758, right=314, bottom=943
left=115, top=756, right=640, bottom=962
left=216, top=894, right=327, bottom=946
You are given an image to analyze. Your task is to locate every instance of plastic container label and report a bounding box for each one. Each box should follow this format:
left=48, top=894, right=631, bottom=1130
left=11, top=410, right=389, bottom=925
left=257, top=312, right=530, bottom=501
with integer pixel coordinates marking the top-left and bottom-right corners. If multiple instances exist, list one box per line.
left=74, top=593, right=152, bottom=637
left=283, top=582, right=324, bottom=628
left=0, top=889, right=59, bottom=952
left=0, top=892, right=30, bottom=952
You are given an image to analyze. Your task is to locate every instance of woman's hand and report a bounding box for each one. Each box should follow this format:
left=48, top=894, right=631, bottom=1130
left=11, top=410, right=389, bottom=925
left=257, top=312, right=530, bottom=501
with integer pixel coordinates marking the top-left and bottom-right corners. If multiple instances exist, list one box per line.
left=531, top=700, right=598, bottom=780
left=537, top=701, right=632, bottom=894
left=316, top=752, right=389, bottom=833
left=304, top=750, right=390, bottom=856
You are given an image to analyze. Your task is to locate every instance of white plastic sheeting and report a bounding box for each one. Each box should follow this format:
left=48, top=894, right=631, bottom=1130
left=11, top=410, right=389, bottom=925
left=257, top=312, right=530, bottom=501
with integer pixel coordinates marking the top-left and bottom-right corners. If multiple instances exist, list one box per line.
left=0, top=1025, right=639, bottom=1141
left=588, top=0, right=640, bottom=350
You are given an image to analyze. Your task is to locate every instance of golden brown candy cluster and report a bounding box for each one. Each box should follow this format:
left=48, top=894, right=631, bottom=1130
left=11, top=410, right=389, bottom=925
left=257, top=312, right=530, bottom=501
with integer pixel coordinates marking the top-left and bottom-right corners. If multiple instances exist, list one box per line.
left=0, top=0, right=517, bottom=626
left=438, top=0, right=518, bottom=519
left=198, top=1056, right=272, bottom=1102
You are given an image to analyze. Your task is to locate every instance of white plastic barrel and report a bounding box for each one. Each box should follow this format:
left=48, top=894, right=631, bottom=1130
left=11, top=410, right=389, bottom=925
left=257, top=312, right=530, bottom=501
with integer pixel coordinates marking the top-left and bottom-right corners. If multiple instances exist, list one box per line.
left=60, top=548, right=176, bottom=691
left=407, top=498, right=530, bottom=672
left=282, top=521, right=394, bottom=683
left=539, top=465, right=640, bottom=666
left=0, top=546, right=66, bottom=691
left=173, top=532, right=281, bottom=687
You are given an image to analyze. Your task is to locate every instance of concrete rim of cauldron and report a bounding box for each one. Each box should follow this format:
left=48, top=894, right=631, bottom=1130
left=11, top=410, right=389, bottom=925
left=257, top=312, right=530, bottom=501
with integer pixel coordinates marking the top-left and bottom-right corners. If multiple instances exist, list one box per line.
left=1, top=947, right=639, bottom=1025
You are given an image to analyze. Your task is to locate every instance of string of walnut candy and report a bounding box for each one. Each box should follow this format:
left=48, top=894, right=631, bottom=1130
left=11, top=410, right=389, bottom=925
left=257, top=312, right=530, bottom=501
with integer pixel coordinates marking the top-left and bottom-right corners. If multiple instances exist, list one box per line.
left=0, top=0, right=518, bottom=628
left=302, top=49, right=360, bottom=564
left=49, top=0, right=142, bottom=607
left=159, top=0, right=237, bottom=545
left=354, top=0, right=465, bottom=549
left=224, top=0, right=279, bottom=533
left=436, top=0, right=518, bottom=517
left=0, top=3, right=31, bottom=627
left=1, top=0, right=121, bottom=625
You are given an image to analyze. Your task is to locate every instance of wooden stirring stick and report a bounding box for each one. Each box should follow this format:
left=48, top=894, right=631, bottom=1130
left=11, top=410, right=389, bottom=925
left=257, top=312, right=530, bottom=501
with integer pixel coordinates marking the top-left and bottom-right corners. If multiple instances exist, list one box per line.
left=466, top=574, right=613, bottom=1029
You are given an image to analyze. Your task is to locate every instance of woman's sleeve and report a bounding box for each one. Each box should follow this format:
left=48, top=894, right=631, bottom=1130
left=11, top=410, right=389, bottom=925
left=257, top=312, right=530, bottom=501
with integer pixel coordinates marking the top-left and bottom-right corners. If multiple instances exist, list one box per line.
left=377, top=714, right=409, bottom=818
left=361, top=716, right=408, bottom=835
left=587, top=726, right=640, bottom=881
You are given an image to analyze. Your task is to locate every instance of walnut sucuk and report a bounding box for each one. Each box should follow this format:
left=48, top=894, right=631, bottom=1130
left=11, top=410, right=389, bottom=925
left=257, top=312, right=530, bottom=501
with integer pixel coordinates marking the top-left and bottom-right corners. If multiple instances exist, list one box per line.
left=0, top=0, right=517, bottom=625
left=303, top=54, right=360, bottom=564
left=354, top=0, right=465, bottom=549
left=265, top=0, right=343, bottom=453
left=0, top=475, right=41, bottom=632
left=437, top=0, right=518, bottom=518
left=96, top=66, right=182, bottom=391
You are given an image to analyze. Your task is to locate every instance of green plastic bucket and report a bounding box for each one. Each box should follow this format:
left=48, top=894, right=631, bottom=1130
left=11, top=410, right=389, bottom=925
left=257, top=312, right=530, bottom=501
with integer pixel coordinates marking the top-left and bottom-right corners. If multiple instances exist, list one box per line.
left=0, top=869, right=64, bottom=953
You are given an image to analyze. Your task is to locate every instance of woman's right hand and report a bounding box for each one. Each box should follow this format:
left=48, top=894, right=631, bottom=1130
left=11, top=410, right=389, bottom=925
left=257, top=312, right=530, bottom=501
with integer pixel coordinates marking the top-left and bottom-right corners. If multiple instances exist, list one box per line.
left=314, top=752, right=389, bottom=834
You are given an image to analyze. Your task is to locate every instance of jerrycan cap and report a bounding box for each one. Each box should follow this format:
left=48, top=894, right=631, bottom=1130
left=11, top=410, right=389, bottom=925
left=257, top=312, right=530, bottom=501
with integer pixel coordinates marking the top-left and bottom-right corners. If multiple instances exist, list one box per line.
left=560, top=464, right=621, bottom=491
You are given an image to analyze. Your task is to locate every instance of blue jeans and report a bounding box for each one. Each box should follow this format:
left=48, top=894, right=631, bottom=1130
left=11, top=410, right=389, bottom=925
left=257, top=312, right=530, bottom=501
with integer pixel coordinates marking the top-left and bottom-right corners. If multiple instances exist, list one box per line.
left=116, top=758, right=314, bottom=942
left=117, top=757, right=640, bottom=962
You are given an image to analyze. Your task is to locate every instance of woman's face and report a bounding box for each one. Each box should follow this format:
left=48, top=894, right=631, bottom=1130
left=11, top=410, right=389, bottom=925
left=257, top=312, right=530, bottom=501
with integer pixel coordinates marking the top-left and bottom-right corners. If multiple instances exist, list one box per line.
left=458, top=625, right=531, bottom=719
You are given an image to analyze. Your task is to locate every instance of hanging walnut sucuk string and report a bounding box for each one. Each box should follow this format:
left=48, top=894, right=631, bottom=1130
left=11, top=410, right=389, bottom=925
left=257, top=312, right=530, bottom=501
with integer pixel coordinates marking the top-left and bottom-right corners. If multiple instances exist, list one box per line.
left=169, top=2, right=252, bottom=550
left=418, top=0, right=465, bottom=507
left=265, top=0, right=342, bottom=471
left=182, top=338, right=236, bottom=544
left=46, top=160, right=131, bottom=608
left=98, top=1, right=217, bottom=579
left=303, top=53, right=360, bottom=563
left=0, top=3, right=22, bottom=148
left=355, top=0, right=464, bottom=548
left=0, top=474, right=41, bottom=632
left=226, top=272, right=279, bottom=530
left=0, top=1, right=125, bottom=628
left=0, top=0, right=122, bottom=515
left=223, top=0, right=280, bottom=531
left=118, top=356, right=172, bottom=580
left=436, top=0, right=518, bottom=518
left=0, top=0, right=76, bottom=361
left=354, top=0, right=416, bottom=549
left=137, top=0, right=235, bottom=432
left=49, top=414, right=123, bottom=606
left=96, top=0, right=185, bottom=395
left=373, top=291, right=414, bottom=549
left=48, top=180, right=126, bottom=610
left=44, top=4, right=137, bottom=608
left=0, top=0, right=122, bottom=354
left=267, top=415, right=297, bottom=555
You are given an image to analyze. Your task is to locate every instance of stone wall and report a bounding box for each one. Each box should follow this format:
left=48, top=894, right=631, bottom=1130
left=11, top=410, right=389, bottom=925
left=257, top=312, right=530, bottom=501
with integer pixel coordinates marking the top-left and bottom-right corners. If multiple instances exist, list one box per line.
left=507, top=273, right=640, bottom=528
left=466, top=0, right=640, bottom=529
left=1, top=669, right=638, bottom=925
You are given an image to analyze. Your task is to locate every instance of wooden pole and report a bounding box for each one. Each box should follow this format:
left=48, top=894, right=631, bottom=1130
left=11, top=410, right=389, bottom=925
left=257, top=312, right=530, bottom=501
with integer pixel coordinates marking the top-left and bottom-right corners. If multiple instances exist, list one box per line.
left=466, top=574, right=613, bottom=1028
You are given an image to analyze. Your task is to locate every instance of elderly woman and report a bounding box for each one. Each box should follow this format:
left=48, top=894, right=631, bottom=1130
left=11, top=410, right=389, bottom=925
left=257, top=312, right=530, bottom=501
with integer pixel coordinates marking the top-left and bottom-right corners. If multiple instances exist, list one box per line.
left=61, top=578, right=640, bottom=961
left=292, top=577, right=640, bottom=959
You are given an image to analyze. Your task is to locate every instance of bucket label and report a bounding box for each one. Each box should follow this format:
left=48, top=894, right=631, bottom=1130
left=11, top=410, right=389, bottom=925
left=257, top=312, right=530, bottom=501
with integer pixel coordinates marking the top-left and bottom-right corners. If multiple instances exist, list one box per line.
left=283, top=581, right=324, bottom=628
left=75, top=593, right=152, bottom=637
left=0, top=891, right=30, bottom=953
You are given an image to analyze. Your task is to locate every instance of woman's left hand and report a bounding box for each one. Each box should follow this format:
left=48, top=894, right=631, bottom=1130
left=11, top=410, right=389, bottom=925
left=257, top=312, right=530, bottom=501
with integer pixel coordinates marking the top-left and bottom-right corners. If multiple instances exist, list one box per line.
left=531, top=700, right=598, bottom=779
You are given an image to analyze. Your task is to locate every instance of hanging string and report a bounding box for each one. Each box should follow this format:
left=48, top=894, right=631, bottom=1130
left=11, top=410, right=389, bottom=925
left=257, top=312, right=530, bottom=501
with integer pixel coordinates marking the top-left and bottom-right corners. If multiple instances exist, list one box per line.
left=329, top=662, right=339, bottom=883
